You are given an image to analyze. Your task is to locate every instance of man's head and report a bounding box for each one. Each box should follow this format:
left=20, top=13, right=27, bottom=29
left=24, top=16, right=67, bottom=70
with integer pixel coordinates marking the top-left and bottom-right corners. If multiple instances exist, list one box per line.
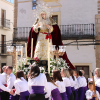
left=2, top=66, right=7, bottom=73
left=6, top=66, right=13, bottom=75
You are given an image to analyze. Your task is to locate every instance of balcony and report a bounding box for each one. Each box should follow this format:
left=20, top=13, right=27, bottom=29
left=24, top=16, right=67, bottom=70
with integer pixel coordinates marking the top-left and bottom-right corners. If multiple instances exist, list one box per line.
left=13, top=24, right=95, bottom=42
left=0, top=18, right=10, bottom=29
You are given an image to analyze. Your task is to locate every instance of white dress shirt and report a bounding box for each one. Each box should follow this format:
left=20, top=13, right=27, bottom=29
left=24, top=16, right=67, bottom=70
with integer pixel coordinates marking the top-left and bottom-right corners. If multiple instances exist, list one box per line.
left=0, top=74, right=10, bottom=92
left=7, top=73, right=16, bottom=89
left=1, top=72, right=7, bottom=84
left=70, top=76, right=78, bottom=89
left=14, top=77, right=28, bottom=95
left=28, top=73, right=48, bottom=94
left=95, top=78, right=100, bottom=87
left=45, top=82, right=58, bottom=98
left=55, top=80, right=66, bottom=93
left=77, top=76, right=87, bottom=88
left=86, top=90, right=100, bottom=100
left=62, top=77, right=71, bottom=87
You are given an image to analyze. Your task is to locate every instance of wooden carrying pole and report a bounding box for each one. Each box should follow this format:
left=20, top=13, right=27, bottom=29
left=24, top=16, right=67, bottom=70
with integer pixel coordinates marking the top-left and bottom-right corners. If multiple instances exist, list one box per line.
left=31, top=38, right=33, bottom=59
left=16, top=52, right=18, bottom=72
left=20, top=47, right=23, bottom=70
left=25, top=43, right=27, bottom=64
left=92, top=72, right=96, bottom=100
left=48, top=39, right=50, bottom=74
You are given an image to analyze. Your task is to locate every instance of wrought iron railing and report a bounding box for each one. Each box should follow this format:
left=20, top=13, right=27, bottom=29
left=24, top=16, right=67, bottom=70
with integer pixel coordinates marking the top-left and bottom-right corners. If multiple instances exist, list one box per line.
left=0, top=18, right=10, bottom=29
left=13, top=24, right=95, bottom=41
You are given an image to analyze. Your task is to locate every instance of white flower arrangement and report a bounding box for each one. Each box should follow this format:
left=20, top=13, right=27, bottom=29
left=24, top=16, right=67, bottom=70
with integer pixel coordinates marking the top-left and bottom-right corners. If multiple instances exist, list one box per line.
left=50, top=58, right=69, bottom=72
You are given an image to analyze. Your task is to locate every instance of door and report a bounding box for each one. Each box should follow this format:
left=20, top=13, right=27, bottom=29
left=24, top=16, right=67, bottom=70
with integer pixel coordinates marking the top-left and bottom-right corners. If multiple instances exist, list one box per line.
left=1, top=9, right=6, bottom=27
left=76, top=66, right=89, bottom=80
left=52, top=15, right=58, bottom=24
left=1, top=35, right=6, bottom=53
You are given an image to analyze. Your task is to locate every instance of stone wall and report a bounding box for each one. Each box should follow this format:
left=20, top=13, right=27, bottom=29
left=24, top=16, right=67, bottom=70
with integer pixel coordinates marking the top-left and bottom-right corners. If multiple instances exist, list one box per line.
left=95, top=15, right=100, bottom=68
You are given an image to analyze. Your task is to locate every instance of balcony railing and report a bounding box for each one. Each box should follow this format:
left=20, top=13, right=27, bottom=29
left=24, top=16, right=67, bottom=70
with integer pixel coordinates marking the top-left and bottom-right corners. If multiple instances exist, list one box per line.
left=0, top=18, right=10, bottom=29
left=13, top=24, right=95, bottom=41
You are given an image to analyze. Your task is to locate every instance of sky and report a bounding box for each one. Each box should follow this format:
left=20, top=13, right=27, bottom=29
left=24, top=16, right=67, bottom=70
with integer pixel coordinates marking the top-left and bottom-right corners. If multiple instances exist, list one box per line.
left=6, top=0, right=13, bottom=3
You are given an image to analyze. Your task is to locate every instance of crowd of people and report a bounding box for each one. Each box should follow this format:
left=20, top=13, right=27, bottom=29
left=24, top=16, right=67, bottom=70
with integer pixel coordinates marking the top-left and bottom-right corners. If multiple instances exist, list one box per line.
left=0, top=66, right=100, bottom=100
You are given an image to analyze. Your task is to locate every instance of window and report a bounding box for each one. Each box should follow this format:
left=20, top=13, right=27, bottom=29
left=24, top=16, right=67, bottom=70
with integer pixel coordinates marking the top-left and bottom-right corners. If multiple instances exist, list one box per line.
left=1, top=63, right=6, bottom=73
left=1, top=9, right=6, bottom=27
left=76, top=66, right=89, bottom=80
left=32, top=0, right=37, bottom=10
left=52, top=15, right=58, bottom=24
left=1, top=35, right=6, bottom=54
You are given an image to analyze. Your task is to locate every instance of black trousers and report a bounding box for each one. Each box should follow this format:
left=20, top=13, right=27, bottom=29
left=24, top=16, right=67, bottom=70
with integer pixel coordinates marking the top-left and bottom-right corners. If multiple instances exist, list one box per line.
left=0, top=91, right=9, bottom=100
left=29, top=94, right=45, bottom=100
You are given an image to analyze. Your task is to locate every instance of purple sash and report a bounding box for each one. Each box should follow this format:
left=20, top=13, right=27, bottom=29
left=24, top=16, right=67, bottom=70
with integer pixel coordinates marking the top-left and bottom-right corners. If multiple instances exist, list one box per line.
left=45, top=98, right=49, bottom=100
left=31, top=86, right=44, bottom=94
left=61, top=92, right=68, bottom=100
left=84, top=86, right=88, bottom=99
left=90, top=97, right=95, bottom=100
left=96, top=86, right=100, bottom=94
left=0, top=89, right=3, bottom=92
left=20, top=91, right=30, bottom=100
left=78, top=87, right=85, bottom=100
left=75, top=89, right=79, bottom=100
left=66, top=87, right=72, bottom=100
left=51, top=88, right=62, bottom=100
left=71, top=87, right=75, bottom=92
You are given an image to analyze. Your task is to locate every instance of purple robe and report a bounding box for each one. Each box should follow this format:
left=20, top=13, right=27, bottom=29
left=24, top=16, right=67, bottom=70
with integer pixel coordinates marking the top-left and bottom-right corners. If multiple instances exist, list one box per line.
left=51, top=88, right=62, bottom=100
left=66, top=87, right=72, bottom=100
left=78, top=87, right=85, bottom=100
left=61, top=92, right=68, bottom=100
left=20, top=91, right=30, bottom=100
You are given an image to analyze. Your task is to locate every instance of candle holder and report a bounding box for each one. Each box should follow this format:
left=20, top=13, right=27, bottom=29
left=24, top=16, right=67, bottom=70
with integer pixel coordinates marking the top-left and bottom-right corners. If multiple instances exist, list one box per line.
left=6, top=46, right=23, bottom=70
left=50, top=45, right=66, bottom=70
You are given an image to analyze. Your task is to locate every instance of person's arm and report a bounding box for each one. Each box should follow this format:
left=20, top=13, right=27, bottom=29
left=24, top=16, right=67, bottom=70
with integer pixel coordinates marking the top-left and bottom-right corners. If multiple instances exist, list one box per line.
left=45, top=83, right=51, bottom=99
left=86, top=91, right=92, bottom=100
left=7, top=77, right=14, bottom=89
left=14, top=82, right=20, bottom=95
left=0, top=81, right=10, bottom=92
left=28, top=78, right=32, bottom=93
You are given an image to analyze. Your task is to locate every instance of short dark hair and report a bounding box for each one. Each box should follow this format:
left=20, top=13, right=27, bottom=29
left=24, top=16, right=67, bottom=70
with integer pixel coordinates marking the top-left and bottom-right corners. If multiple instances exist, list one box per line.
left=16, top=70, right=25, bottom=79
left=79, top=71, right=83, bottom=76
left=8, top=66, right=13, bottom=70
left=88, top=81, right=93, bottom=86
left=53, top=70, right=63, bottom=82
left=29, top=65, right=40, bottom=79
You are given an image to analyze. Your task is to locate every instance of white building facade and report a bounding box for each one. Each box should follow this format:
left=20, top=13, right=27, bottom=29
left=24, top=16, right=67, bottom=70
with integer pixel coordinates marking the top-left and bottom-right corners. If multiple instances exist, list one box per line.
left=0, top=0, right=14, bottom=71
left=15, top=0, right=99, bottom=78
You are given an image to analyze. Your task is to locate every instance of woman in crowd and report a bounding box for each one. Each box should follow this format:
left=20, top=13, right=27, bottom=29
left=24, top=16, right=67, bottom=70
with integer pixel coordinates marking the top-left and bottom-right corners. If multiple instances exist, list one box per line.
left=45, top=72, right=62, bottom=100
left=94, top=68, right=100, bottom=82
left=61, top=68, right=73, bottom=100
left=28, top=65, right=48, bottom=100
left=13, top=70, right=30, bottom=100
left=95, top=68, right=100, bottom=94
left=53, top=70, right=68, bottom=100
left=68, top=69, right=78, bottom=100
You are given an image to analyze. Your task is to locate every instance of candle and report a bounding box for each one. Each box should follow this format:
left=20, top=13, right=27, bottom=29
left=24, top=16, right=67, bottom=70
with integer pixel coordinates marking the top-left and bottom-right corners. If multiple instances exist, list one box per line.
left=20, top=47, right=23, bottom=70
left=31, top=38, right=33, bottom=59
left=48, top=39, right=50, bottom=74
left=25, top=43, right=27, bottom=64
left=16, top=52, right=18, bottom=72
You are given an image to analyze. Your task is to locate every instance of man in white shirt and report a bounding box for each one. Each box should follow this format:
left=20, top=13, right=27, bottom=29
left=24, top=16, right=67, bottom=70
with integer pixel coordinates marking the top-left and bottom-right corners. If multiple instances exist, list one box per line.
left=6, top=66, right=16, bottom=100
left=0, top=66, right=13, bottom=100
left=1, top=66, right=7, bottom=85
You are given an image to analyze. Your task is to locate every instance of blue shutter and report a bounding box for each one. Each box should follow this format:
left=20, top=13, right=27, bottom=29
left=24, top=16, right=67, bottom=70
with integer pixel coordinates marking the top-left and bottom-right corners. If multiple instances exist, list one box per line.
left=32, top=0, right=37, bottom=10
